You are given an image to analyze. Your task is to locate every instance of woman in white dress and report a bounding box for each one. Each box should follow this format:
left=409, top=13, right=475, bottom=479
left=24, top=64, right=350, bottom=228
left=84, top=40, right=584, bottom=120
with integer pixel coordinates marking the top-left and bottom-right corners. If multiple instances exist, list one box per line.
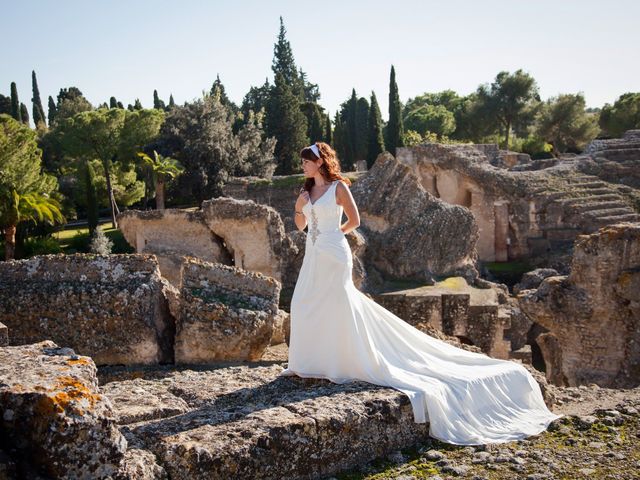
left=278, top=141, right=563, bottom=445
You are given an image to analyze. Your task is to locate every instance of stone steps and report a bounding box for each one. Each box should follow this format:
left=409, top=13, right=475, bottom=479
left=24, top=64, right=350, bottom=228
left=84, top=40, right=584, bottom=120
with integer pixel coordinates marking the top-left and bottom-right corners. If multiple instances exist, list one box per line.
left=591, top=213, right=640, bottom=225
left=584, top=207, right=636, bottom=218
left=557, top=193, right=625, bottom=206
left=565, top=181, right=610, bottom=189
left=567, top=200, right=631, bottom=214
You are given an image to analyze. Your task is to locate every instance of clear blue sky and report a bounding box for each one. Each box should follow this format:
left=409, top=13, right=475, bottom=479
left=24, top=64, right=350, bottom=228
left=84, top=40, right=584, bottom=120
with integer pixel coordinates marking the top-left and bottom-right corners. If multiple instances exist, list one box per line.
left=3, top=0, right=639, bottom=125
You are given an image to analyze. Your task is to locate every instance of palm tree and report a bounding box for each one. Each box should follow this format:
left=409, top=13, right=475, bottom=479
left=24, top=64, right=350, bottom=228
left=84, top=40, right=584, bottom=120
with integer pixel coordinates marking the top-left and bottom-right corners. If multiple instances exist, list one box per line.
left=1, top=190, right=65, bottom=260
left=136, top=150, right=184, bottom=210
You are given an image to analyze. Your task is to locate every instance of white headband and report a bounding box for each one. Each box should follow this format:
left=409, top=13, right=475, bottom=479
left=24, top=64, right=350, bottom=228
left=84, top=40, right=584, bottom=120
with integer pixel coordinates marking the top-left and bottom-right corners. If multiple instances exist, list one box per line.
left=309, top=144, right=321, bottom=159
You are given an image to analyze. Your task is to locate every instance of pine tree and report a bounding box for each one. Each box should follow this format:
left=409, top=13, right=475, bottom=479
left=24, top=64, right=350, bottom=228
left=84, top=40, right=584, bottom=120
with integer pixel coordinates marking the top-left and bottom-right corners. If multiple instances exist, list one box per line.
left=10, top=82, right=21, bottom=122
left=31, top=71, right=46, bottom=127
left=386, top=65, right=405, bottom=155
left=47, top=96, right=57, bottom=125
left=267, top=73, right=308, bottom=175
left=109, top=96, right=118, bottom=108
left=20, top=103, right=29, bottom=125
left=367, top=91, right=385, bottom=167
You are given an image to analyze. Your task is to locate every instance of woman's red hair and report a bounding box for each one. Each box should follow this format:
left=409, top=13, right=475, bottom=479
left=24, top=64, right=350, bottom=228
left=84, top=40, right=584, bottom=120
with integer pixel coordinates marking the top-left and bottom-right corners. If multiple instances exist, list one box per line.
left=300, top=142, right=352, bottom=192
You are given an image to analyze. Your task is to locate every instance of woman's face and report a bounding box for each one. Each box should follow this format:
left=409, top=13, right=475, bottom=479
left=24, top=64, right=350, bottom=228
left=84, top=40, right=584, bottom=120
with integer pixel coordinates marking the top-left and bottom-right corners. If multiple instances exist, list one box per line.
left=301, top=157, right=322, bottom=177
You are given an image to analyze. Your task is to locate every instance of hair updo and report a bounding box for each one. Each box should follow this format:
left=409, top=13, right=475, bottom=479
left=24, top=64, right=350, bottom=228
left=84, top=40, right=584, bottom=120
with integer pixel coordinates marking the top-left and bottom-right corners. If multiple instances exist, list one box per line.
left=299, top=142, right=352, bottom=193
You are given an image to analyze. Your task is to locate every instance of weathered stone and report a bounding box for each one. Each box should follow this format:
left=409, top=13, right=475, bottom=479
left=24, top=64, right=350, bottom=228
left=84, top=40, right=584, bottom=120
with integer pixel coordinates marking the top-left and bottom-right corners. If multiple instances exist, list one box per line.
left=104, top=364, right=431, bottom=480
left=396, top=143, right=640, bottom=266
left=514, top=268, right=560, bottom=294
left=0, top=323, right=7, bottom=347
left=0, top=254, right=176, bottom=366
left=117, top=209, right=232, bottom=287
left=350, top=151, right=479, bottom=284
left=372, top=277, right=512, bottom=358
left=167, top=257, right=283, bottom=363
left=0, top=341, right=127, bottom=479
left=518, top=222, right=640, bottom=387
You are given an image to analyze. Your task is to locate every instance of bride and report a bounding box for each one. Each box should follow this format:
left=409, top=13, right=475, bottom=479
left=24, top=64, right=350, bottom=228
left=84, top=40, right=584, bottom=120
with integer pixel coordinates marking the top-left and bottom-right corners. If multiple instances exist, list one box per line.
left=278, top=141, right=563, bottom=445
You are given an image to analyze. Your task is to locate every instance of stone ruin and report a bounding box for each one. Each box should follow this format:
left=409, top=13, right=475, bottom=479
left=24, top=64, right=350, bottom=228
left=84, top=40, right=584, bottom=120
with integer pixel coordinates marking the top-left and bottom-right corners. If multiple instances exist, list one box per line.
left=518, top=222, right=640, bottom=388
left=2, top=131, right=639, bottom=478
left=396, top=141, right=640, bottom=267
left=0, top=254, right=288, bottom=366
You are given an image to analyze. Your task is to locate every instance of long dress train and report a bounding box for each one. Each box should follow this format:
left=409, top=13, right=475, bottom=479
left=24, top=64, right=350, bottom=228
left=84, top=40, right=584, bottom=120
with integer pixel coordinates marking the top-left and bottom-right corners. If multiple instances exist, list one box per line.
left=278, top=179, right=563, bottom=445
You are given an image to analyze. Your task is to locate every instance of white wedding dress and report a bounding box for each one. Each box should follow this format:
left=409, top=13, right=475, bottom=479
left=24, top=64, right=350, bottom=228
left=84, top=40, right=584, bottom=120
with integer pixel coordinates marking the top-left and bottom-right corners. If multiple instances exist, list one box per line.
left=278, top=179, right=563, bottom=445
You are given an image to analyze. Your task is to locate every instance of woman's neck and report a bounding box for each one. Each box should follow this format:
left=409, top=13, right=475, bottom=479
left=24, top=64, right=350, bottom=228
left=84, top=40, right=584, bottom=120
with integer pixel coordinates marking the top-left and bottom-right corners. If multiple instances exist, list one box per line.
left=314, top=174, right=329, bottom=187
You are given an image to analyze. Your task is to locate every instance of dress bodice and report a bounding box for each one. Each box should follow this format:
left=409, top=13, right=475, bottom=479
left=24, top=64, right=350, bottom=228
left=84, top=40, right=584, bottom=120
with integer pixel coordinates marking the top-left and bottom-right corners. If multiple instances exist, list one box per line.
left=302, top=180, right=344, bottom=245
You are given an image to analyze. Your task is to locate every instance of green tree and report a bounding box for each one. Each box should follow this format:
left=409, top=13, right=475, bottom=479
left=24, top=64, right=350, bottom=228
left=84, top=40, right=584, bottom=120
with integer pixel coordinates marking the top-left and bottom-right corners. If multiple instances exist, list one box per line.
left=20, top=103, right=29, bottom=126
left=0, top=95, right=10, bottom=116
left=477, top=69, right=539, bottom=148
left=153, top=90, right=166, bottom=110
left=47, top=96, right=57, bottom=125
left=10, top=82, right=21, bottom=123
left=324, top=115, right=332, bottom=144
left=536, top=93, right=600, bottom=154
left=55, top=108, right=164, bottom=227
left=272, top=16, right=302, bottom=98
left=54, top=87, right=93, bottom=125
left=599, top=92, right=640, bottom=138
left=386, top=65, right=404, bottom=155
left=367, top=91, right=385, bottom=167
left=267, top=73, right=308, bottom=174
left=0, top=115, right=64, bottom=260
left=137, top=150, right=184, bottom=210
left=404, top=104, right=456, bottom=138
left=109, top=96, right=118, bottom=109
left=355, top=97, right=370, bottom=161
left=83, top=160, right=99, bottom=235
left=31, top=71, right=46, bottom=128
left=168, top=94, right=175, bottom=109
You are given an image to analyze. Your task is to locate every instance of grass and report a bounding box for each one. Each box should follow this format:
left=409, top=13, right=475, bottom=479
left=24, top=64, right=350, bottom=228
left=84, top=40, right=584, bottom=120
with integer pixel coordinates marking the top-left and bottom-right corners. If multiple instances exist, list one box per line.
left=53, top=224, right=134, bottom=254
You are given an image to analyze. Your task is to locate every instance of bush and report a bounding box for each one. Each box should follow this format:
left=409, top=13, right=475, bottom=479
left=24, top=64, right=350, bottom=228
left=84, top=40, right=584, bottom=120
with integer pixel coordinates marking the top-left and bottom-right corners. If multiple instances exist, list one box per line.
left=22, top=236, right=63, bottom=257
left=90, top=228, right=113, bottom=255
left=66, top=231, right=91, bottom=253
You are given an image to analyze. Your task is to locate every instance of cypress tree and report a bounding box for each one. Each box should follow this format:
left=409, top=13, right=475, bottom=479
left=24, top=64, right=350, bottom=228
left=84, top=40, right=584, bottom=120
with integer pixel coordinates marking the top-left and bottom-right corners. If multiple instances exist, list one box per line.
left=20, top=103, right=29, bottom=125
left=344, top=89, right=358, bottom=169
left=367, top=91, right=385, bottom=167
left=308, top=104, right=324, bottom=142
left=31, top=71, right=46, bottom=127
left=324, top=114, right=332, bottom=144
left=333, top=111, right=346, bottom=162
left=116, top=101, right=124, bottom=109
left=272, top=16, right=303, bottom=98
left=109, top=96, right=118, bottom=108
left=386, top=65, right=405, bottom=155
left=267, top=72, right=308, bottom=175
left=168, top=94, right=175, bottom=108
left=134, top=98, right=142, bottom=110
left=153, top=90, right=165, bottom=110
left=355, top=97, right=370, bottom=161
left=0, top=94, right=11, bottom=115
left=47, top=96, right=57, bottom=125
left=10, top=82, right=21, bottom=122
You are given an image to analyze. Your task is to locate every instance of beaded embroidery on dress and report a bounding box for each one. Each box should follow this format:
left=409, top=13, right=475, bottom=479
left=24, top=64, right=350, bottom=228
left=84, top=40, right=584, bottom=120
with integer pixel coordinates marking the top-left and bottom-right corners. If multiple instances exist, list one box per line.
left=278, top=179, right=563, bottom=445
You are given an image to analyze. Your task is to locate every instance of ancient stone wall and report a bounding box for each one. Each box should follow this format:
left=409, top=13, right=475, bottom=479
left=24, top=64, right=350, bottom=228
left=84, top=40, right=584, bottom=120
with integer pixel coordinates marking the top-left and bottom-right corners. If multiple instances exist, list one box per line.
left=0, top=254, right=175, bottom=366
left=518, top=222, right=640, bottom=387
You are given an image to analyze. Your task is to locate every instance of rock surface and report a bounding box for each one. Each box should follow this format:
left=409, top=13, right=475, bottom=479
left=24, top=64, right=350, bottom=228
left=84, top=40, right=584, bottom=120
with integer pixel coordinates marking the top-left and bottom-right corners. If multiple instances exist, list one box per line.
left=518, top=222, right=640, bottom=387
left=0, top=254, right=176, bottom=365
left=167, top=257, right=285, bottom=363
left=350, top=151, right=479, bottom=285
left=0, top=341, right=127, bottom=479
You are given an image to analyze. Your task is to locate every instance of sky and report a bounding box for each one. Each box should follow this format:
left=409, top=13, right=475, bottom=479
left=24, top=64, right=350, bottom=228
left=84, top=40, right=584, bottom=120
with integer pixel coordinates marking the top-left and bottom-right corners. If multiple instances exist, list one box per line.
left=3, top=0, right=639, bottom=125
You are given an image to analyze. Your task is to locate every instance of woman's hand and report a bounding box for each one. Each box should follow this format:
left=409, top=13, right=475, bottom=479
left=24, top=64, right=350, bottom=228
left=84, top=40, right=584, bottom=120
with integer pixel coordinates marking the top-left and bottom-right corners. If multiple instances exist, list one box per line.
left=297, top=188, right=310, bottom=207
left=294, top=187, right=310, bottom=231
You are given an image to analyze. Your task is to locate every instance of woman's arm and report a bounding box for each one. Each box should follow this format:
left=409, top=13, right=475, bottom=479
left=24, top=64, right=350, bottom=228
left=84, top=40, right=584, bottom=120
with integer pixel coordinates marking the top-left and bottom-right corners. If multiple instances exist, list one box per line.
left=294, top=189, right=309, bottom=231
left=336, top=181, right=361, bottom=234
